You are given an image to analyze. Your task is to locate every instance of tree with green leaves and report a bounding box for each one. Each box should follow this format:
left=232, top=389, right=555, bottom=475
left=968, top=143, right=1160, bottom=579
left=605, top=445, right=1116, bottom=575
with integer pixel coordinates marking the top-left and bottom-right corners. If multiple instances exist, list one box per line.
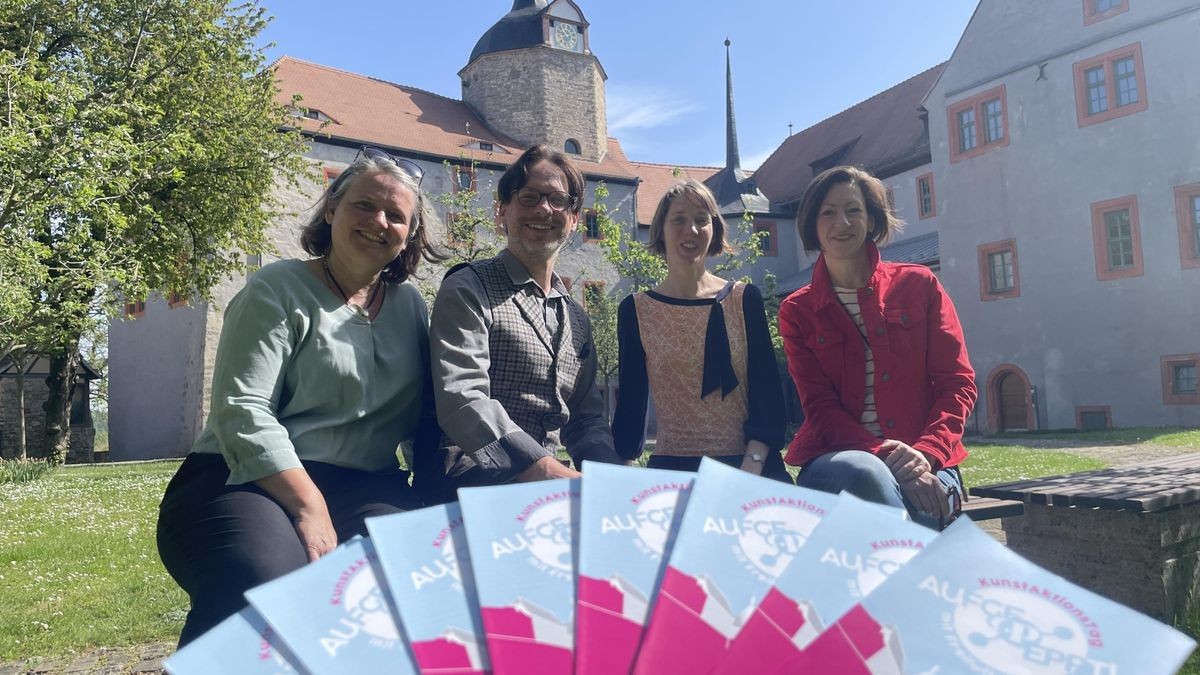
left=0, top=0, right=309, bottom=462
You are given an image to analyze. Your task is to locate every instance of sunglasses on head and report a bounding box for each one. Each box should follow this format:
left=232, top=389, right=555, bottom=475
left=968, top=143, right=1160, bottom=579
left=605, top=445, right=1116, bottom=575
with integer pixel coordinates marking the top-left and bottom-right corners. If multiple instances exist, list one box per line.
left=356, top=146, right=424, bottom=186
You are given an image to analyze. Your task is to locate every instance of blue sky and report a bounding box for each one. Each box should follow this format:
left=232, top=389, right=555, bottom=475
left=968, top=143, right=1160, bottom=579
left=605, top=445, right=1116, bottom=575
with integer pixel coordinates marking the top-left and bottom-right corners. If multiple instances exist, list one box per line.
left=258, top=1, right=979, bottom=169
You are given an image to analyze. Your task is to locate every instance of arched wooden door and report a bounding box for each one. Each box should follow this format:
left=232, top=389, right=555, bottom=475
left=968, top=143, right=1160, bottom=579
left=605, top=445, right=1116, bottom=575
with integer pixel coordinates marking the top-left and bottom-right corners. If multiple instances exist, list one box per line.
left=997, top=373, right=1029, bottom=431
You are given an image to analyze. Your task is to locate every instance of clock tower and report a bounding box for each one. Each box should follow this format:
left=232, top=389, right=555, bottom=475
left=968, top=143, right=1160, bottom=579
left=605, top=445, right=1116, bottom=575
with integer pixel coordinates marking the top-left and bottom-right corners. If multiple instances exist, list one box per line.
left=460, top=0, right=608, bottom=162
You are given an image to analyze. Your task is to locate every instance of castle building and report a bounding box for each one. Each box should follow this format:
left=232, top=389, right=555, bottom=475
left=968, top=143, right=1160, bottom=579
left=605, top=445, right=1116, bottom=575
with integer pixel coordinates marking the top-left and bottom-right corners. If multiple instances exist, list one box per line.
left=106, top=0, right=1197, bottom=460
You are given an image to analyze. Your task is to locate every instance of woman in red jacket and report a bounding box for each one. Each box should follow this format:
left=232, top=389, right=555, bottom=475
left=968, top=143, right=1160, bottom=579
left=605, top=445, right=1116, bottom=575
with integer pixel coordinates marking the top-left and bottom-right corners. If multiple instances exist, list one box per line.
left=779, top=166, right=977, bottom=528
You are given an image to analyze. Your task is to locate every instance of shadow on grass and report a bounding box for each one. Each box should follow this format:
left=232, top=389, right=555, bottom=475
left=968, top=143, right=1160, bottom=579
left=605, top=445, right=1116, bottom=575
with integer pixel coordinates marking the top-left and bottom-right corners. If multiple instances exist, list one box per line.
left=984, top=426, right=1200, bottom=448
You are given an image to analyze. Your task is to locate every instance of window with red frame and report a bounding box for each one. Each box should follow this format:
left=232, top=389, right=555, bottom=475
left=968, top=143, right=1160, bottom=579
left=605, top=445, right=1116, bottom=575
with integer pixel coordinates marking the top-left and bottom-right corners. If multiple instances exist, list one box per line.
left=1174, top=182, right=1200, bottom=269
left=947, top=85, right=1009, bottom=163
left=916, top=173, right=936, bottom=219
left=453, top=166, right=476, bottom=192
left=124, top=299, right=146, bottom=318
left=1073, top=43, right=1147, bottom=128
left=977, top=240, right=1020, bottom=300
left=583, top=281, right=606, bottom=310
left=1083, top=0, right=1128, bottom=25
left=1162, top=354, right=1200, bottom=405
left=583, top=210, right=603, bottom=241
left=753, top=222, right=778, bottom=257
left=1090, top=195, right=1143, bottom=281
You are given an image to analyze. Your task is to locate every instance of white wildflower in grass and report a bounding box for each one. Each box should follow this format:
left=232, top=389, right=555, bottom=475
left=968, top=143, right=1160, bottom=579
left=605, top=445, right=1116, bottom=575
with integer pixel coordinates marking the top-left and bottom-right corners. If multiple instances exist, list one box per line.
left=0, top=460, right=187, bottom=661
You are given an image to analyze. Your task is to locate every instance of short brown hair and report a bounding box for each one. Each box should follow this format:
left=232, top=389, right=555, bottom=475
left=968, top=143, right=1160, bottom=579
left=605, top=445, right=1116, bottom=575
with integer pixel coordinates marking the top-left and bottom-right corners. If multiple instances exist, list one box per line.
left=497, top=145, right=585, bottom=215
left=300, top=157, right=445, bottom=282
left=646, top=180, right=732, bottom=257
left=795, top=166, right=903, bottom=253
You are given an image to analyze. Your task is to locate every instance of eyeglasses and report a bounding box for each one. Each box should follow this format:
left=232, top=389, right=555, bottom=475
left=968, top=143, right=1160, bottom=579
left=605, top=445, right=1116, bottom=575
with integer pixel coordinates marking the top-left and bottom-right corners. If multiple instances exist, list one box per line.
left=357, top=146, right=424, bottom=186
left=515, top=187, right=577, bottom=211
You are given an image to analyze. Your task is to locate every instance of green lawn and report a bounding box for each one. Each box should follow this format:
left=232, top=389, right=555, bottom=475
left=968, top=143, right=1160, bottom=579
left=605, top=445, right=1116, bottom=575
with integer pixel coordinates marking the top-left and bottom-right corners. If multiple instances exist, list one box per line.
left=991, top=426, right=1200, bottom=448
left=960, top=443, right=1108, bottom=487
left=0, top=461, right=186, bottom=661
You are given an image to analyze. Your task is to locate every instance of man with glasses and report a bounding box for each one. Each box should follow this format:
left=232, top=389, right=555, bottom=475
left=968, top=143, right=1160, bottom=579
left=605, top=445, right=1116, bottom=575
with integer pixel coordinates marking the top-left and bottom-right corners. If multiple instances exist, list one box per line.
left=420, top=145, right=621, bottom=500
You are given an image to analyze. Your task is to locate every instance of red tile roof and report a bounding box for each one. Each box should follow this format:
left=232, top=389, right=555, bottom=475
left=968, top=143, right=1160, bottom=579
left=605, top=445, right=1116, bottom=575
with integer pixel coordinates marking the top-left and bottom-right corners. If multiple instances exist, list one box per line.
left=626, top=161, right=722, bottom=225
left=753, top=63, right=945, bottom=205
left=270, top=57, right=638, bottom=182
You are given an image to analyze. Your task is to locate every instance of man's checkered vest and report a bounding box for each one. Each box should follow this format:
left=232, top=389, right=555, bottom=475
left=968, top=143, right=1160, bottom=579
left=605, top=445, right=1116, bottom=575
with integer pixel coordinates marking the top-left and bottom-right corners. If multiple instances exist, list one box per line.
left=452, top=256, right=590, bottom=450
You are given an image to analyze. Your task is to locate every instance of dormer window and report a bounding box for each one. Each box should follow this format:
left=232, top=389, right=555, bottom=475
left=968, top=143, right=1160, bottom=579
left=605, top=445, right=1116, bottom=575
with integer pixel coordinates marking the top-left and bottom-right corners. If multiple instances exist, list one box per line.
left=290, top=106, right=331, bottom=123
left=564, top=138, right=581, bottom=155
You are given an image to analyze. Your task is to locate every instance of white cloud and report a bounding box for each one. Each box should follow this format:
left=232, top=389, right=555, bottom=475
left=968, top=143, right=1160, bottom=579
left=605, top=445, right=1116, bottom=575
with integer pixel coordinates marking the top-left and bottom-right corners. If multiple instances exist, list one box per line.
left=607, top=84, right=701, bottom=133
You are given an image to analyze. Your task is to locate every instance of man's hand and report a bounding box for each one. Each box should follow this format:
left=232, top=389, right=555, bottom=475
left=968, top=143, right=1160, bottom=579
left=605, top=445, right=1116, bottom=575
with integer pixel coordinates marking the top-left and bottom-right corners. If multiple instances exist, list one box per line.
left=881, top=439, right=931, bottom=483
left=898, top=472, right=950, bottom=519
left=515, top=455, right=582, bottom=482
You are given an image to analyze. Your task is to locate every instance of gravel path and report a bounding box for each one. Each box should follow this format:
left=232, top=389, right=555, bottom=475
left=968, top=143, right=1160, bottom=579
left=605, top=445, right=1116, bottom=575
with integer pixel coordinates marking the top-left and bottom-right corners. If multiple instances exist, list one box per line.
left=4, top=441, right=1195, bottom=674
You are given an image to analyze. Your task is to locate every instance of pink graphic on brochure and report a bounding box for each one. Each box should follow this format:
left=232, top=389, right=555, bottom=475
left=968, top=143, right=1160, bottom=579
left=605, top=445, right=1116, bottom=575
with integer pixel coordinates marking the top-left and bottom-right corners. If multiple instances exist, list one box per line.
left=632, top=458, right=835, bottom=675
left=458, top=479, right=578, bottom=675
left=575, top=462, right=693, bottom=675
left=715, top=494, right=928, bottom=674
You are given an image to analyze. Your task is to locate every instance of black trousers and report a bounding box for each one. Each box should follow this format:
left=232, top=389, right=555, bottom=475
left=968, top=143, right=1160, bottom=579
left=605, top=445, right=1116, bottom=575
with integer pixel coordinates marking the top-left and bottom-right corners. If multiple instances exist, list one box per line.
left=646, top=450, right=794, bottom=484
left=156, top=453, right=421, bottom=646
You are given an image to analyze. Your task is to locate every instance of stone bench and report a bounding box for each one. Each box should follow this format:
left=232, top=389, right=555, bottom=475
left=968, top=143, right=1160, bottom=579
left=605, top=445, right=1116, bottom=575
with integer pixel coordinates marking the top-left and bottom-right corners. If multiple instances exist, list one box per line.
left=972, top=453, right=1200, bottom=622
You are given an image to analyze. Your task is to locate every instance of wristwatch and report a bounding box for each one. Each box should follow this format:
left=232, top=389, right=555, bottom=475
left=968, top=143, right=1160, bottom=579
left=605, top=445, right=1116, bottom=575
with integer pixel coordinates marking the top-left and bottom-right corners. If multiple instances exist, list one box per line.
left=747, top=452, right=764, bottom=463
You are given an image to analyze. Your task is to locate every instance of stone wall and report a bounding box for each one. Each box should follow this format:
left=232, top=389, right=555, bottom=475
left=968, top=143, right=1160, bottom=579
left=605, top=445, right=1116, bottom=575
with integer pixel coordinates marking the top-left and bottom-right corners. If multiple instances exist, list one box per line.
left=0, top=379, right=94, bottom=461
left=462, top=48, right=607, bottom=162
left=1002, top=503, right=1200, bottom=622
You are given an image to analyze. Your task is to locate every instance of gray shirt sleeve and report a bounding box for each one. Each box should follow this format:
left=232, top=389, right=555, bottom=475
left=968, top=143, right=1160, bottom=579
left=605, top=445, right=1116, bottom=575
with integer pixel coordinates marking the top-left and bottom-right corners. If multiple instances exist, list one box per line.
left=428, top=269, right=551, bottom=477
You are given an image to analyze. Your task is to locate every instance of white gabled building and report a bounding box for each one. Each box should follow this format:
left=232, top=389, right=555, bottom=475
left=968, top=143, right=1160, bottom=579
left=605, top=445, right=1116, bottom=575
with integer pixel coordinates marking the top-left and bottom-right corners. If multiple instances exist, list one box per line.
left=925, top=0, right=1200, bottom=431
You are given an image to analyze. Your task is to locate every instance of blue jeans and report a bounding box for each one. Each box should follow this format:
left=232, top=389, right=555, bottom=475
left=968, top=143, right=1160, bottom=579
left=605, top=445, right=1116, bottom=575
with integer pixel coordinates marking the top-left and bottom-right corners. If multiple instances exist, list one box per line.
left=796, top=450, right=962, bottom=530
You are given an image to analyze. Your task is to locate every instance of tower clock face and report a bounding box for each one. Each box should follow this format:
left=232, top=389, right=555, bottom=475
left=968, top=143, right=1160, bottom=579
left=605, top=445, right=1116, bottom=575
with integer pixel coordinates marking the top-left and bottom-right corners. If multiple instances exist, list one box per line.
left=553, top=22, right=579, bottom=50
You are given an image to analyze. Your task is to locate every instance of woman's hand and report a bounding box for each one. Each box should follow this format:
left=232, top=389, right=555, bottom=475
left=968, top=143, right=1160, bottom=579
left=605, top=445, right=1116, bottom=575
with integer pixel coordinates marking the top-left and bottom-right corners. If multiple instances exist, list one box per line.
left=898, top=471, right=950, bottom=519
left=256, top=467, right=338, bottom=562
left=881, top=439, right=931, bottom=482
left=739, top=441, right=769, bottom=476
left=293, top=505, right=338, bottom=562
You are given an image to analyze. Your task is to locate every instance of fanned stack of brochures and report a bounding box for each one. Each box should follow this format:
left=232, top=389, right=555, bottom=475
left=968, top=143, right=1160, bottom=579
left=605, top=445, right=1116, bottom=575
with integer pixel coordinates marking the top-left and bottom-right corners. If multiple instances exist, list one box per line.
left=164, top=458, right=1197, bottom=674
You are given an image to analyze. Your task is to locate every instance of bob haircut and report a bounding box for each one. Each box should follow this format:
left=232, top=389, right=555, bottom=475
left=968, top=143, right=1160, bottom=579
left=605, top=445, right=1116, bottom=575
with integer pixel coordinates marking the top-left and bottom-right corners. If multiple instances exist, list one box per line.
left=300, top=156, right=444, bottom=283
left=646, top=179, right=732, bottom=257
left=795, top=165, right=903, bottom=253
left=496, top=144, right=586, bottom=216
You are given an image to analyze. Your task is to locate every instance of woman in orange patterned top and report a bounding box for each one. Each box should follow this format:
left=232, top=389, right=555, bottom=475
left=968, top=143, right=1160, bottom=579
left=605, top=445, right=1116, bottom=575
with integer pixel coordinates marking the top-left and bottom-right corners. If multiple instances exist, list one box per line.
left=611, top=180, right=790, bottom=481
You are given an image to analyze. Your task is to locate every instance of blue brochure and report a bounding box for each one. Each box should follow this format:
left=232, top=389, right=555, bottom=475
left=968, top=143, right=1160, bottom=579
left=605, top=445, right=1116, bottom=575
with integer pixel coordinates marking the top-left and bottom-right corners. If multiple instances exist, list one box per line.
left=785, top=518, right=1197, bottom=674
left=245, top=537, right=417, bottom=674
left=458, top=479, right=579, bottom=674
left=633, top=458, right=837, bottom=675
left=575, top=462, right=693, bottom=675
left=367, top=503, right=488, bottom=675
left=163, top=607, right=302, bottom=675
left=716, top=493, right=931, bottom=674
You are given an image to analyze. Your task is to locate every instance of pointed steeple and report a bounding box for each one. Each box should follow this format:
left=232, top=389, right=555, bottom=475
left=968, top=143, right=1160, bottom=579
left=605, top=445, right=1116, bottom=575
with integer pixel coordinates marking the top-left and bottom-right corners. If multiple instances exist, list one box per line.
left=705, top=37, right=773, bottom=218
left=725, top=38, right=740, bottom=171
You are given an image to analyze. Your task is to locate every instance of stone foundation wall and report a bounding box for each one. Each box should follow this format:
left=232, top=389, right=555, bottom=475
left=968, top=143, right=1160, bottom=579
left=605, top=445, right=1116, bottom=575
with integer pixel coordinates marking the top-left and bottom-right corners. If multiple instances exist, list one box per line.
left=1002, top=503, right=1200, bottom=622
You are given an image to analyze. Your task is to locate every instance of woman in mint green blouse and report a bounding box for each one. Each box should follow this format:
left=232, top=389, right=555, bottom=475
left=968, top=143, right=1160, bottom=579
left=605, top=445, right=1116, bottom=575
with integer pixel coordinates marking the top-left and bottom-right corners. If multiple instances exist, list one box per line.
left=156, top=148, right=444, bottom=646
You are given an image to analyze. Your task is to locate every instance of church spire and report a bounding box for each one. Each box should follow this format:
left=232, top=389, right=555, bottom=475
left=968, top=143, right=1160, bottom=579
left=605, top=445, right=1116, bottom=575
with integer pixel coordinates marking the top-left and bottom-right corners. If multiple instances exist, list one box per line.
left=724, top=38, right=740, bottom=171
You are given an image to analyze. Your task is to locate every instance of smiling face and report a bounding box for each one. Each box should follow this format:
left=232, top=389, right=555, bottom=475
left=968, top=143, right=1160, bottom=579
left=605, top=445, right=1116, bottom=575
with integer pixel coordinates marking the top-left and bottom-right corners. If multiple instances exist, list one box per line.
left=499, top=159, right=578, bottom=265
left=816, top=180, right=873, bottom=264
left=662, top=193, right=715, bottom=270
left=325, top=169, right=415, bottom=275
